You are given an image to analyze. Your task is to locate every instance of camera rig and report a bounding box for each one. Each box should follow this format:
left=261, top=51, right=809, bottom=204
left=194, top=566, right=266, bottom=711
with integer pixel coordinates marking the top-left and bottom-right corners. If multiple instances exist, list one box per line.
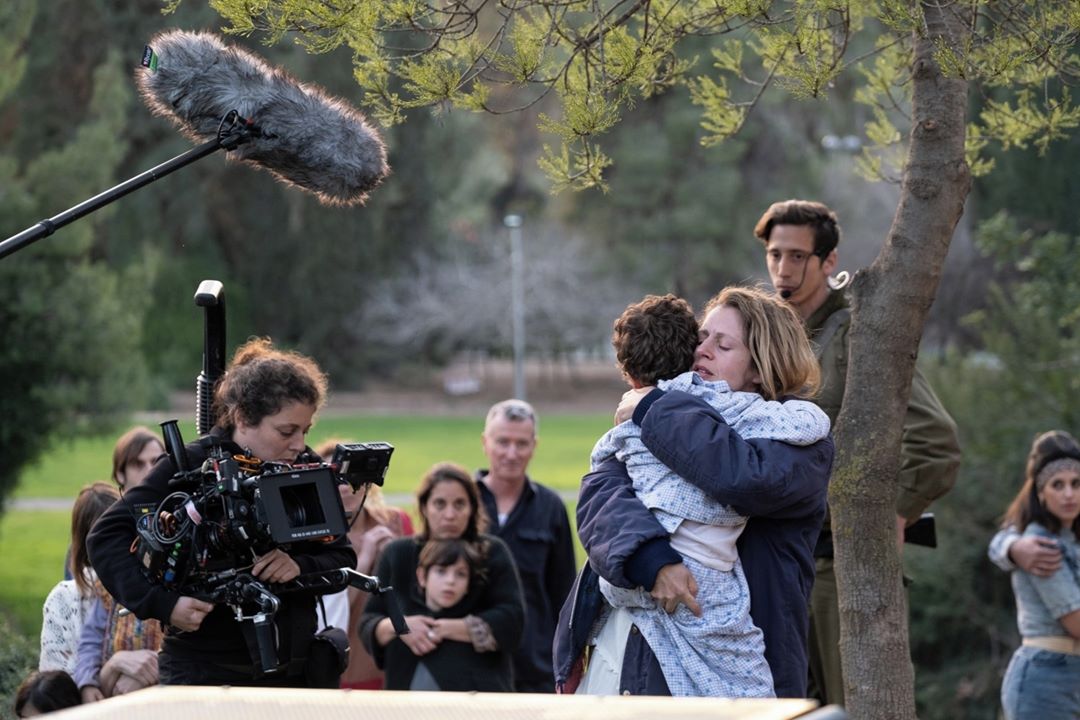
left=133, top=419, right=408, bottom=675
left=128, top=282, right=406, bottom=676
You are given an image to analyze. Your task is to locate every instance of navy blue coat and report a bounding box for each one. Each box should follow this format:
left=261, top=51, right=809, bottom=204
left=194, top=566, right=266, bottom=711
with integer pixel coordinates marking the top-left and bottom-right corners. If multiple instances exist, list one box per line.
left=555, top=388, right=833, bottom=698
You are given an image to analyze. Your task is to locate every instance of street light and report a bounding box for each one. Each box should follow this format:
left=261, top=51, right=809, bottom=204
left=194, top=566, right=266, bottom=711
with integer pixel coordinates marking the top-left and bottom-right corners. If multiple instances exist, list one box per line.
left=504, top=214, right=526, bottom=401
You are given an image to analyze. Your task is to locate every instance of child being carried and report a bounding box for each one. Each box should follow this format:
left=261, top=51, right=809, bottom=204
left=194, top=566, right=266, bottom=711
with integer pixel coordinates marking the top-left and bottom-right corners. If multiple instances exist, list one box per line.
left=587, top=290, right=829, bottom=698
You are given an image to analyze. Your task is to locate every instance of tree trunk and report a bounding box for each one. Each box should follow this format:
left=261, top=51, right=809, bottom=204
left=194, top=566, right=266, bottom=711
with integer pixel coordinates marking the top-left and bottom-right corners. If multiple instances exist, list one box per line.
left=831, top=3, right=971, bottom=719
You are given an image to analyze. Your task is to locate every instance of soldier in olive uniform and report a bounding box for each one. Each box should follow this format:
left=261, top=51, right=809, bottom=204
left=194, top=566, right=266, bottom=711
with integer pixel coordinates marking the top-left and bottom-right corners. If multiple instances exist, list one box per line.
left=754, top=199, right=961, bottom=706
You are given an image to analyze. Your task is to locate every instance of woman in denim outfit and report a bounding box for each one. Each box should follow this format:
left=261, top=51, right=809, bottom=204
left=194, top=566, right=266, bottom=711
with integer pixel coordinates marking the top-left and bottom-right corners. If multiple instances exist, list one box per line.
left=1000, top=430, right=1080, bottom=719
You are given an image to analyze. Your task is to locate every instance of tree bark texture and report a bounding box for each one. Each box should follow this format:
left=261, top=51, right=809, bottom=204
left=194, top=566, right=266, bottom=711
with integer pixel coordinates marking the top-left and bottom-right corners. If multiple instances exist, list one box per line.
left=831, top=3, right=971, bottom=719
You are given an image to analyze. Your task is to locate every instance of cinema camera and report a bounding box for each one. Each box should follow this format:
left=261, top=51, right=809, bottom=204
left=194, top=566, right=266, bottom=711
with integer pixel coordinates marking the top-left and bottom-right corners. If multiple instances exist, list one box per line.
left=133, top=419, right=406, bottom=674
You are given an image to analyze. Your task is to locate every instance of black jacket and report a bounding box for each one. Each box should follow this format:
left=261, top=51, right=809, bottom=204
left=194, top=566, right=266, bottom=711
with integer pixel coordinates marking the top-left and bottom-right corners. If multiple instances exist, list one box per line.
left=359, top=535, right=525, bottom=691
left=476, top=473, right=575, bottom=691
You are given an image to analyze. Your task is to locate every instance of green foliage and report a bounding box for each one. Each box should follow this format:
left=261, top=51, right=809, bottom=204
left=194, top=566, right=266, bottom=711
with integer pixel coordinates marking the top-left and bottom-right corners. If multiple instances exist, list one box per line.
left=980, top=89, right=1080, bottom=155
left=0, top=38, right=151, bottom=512
left=537, top=83, right=620, bottom=191
left=0, top=1, right=33, bottom=104
left=195, top=1, right=854, bottom=189
left=193, top=0, right=1080, bottom=191
left=964, top=122, right=996, bottom=178
left=0, top=614, right=37, bottom=720
left=0, top=510, right=69, bottom=636
left=851, top=38, right=909, bottom=181
left=973, top=112, right=1080, bottom=238
left=907, top=213, right=1080, bottom=718
left=963, top=214, right=1080, bottom=427
left=687, top=73, right=745, bottom=144
left=565, top=42, right=825, bottom=303
left=946, top=3, right=1080, bottom=167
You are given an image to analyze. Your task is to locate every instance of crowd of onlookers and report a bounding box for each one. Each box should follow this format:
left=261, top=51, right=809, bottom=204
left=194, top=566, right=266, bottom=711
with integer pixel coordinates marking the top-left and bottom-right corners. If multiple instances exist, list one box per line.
left=15, top=389, right=575, bottom=714
left=12, top=200, right=1080, bottom=720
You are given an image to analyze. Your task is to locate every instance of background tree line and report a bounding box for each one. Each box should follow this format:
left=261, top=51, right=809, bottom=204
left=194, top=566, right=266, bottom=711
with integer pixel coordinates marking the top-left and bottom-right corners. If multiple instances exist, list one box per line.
left=2, top=0, right=1080, bottom=717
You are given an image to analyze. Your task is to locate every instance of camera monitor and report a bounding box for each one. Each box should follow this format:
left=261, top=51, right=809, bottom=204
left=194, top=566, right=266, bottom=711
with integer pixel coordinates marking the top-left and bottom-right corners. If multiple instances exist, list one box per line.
left=332, top=442, right=394, bottom=490
left=257, top=467, right=347, bottom=544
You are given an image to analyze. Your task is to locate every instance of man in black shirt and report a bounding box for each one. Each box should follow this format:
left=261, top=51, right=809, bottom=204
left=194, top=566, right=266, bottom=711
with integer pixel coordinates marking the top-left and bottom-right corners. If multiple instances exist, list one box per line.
left=475, top=399, right=576, bottom=692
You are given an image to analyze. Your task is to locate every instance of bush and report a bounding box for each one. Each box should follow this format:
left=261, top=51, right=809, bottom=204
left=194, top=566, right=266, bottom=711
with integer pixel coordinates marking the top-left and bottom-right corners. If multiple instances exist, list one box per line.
left=908, top=213, right=1080, bottom=718
left=0, top=613, right=38, bottom=719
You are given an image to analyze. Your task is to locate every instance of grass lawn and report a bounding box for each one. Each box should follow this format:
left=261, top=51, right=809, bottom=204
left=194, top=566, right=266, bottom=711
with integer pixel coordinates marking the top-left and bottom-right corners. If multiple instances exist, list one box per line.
left=15, top=414, right=611, bottom=499
left=3, top=413, right=603, bottom=639
left=0, top=511, right=70, bottom=637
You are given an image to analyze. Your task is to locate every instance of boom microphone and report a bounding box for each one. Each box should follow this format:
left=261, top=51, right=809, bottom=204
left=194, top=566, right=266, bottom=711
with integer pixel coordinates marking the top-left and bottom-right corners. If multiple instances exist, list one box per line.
left=139, top=30, right=389, bottom=206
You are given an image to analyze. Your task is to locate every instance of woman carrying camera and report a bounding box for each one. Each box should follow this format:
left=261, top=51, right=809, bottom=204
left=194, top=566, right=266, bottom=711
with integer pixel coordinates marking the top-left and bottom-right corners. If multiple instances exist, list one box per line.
left=88, top=338, right=356, bottom=687
left=999, top=430, right=1080, bottom=719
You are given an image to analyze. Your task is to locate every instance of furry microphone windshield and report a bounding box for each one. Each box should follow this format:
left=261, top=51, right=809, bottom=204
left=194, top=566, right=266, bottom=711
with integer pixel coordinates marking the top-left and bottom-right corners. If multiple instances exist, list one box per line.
left=138, top=30, right=389, bottom=206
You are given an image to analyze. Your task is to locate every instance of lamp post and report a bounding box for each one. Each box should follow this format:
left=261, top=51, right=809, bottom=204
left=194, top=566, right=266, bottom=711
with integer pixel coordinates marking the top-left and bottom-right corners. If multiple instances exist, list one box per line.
left=504, top=214, right=526, bottom=401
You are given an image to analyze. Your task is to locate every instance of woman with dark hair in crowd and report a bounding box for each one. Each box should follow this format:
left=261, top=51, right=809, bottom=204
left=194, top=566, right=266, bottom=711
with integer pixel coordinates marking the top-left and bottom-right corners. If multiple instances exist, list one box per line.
left=72, top=428, right=166, bottom=702
left=14, top=670, right=81, bottom=717
left=88, top=337, right=356, bottom=687
left=39, top=483, right=119, bottom=675
left=999, top=430, right=1080, bottom=719
left=360, top=461, right=525, bottom=691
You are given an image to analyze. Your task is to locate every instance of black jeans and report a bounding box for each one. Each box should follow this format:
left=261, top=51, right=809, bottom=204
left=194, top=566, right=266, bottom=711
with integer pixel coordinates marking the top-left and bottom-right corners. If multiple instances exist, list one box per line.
left=159, top=653, right=298, bottom=687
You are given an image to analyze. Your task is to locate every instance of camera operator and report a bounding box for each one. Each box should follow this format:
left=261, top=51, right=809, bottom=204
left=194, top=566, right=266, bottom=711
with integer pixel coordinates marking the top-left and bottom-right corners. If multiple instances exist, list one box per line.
left=87, top=338, right=356, bottom=687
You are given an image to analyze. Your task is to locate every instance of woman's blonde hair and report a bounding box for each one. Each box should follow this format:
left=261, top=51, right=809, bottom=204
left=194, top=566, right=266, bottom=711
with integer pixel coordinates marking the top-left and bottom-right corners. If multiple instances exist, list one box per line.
left=703, top=285, right=820, bottom=401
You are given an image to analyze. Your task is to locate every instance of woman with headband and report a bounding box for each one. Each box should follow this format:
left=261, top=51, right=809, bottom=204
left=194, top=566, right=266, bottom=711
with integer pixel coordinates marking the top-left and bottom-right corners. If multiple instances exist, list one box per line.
left=999, top=430, right=1080, bottom=719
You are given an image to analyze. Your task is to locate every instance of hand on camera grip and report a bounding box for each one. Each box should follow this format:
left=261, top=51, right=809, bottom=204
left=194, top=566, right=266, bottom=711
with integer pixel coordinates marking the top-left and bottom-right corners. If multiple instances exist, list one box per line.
left=170, top=596, right=214, bottom=631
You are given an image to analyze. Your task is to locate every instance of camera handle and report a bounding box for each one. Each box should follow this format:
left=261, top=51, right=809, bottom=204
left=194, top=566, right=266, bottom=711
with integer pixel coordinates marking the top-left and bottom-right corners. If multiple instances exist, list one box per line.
left=200, top=572, right=283, bottom=675
left=237, top=581, right=282, bottom=675
left=194, top=280, right=226, bottom=436
left=249, top=612, right=279, bottom=675
left=274, top=568, right=410, bottom=636
left=378, top=583, right=410, bottom=637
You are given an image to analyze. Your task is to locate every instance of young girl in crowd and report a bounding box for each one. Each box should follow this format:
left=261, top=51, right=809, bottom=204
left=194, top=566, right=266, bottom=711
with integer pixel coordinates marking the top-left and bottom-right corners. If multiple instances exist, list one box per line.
left=392, top=538, right=505, bottom=690
left=73, top=428, right=166, bottom=701
left=39, top=483, right=119, bottom=676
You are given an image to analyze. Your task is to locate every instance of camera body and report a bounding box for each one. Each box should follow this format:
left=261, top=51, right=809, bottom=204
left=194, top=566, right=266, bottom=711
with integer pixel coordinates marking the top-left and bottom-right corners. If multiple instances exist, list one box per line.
left=134, top=420, right=393, bottom=595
